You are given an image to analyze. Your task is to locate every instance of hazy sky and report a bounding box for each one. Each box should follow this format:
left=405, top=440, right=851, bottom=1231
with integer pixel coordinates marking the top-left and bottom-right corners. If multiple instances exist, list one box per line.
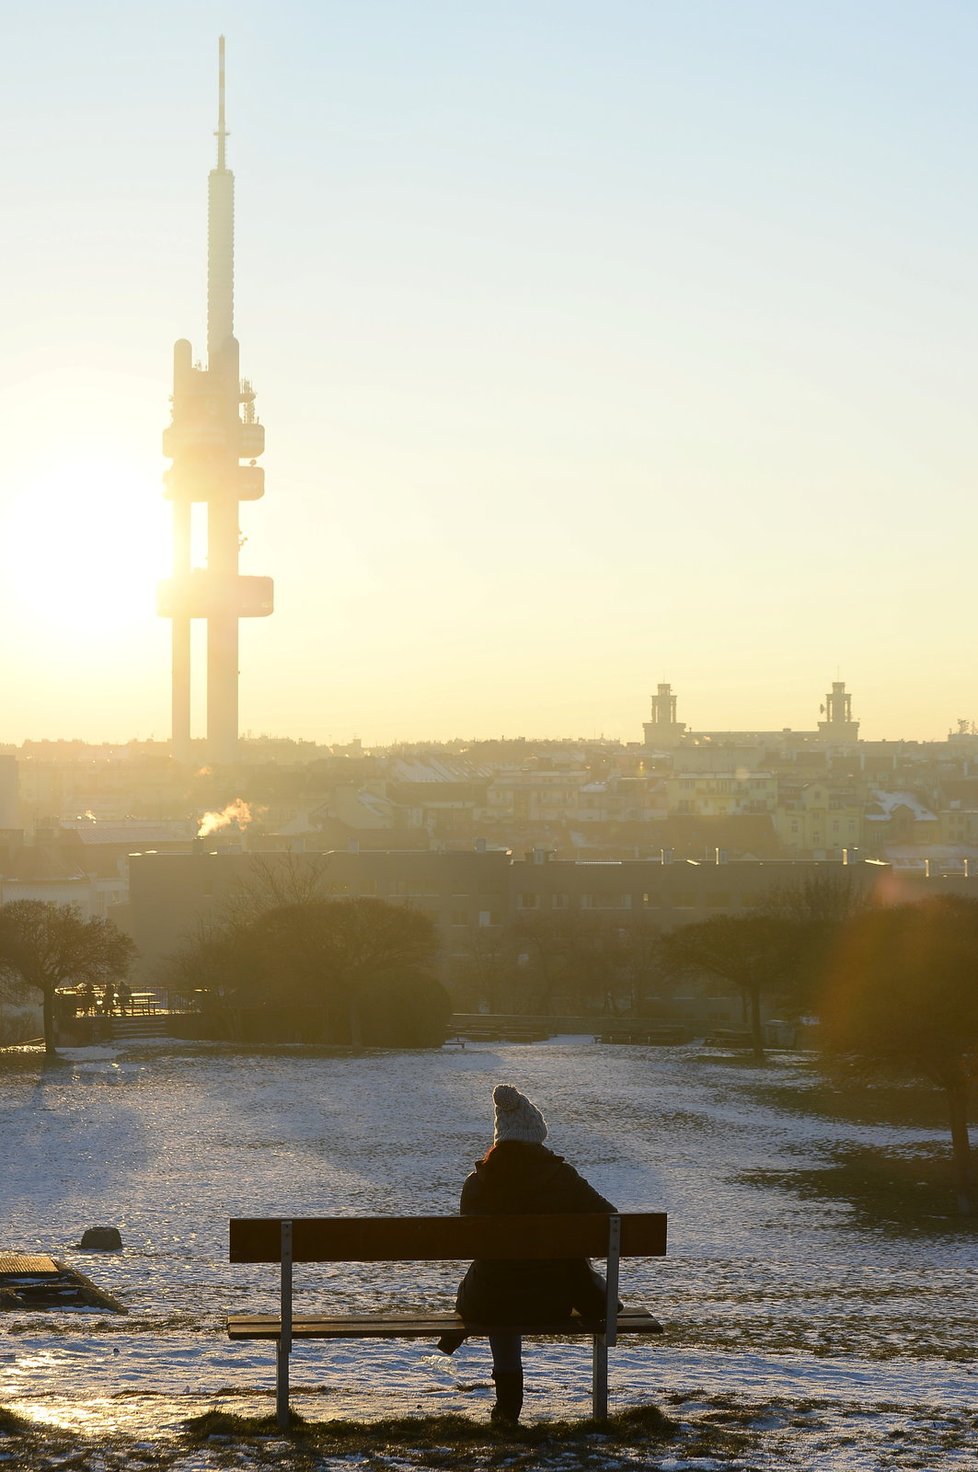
left=3, top=1, right=978, bottom=747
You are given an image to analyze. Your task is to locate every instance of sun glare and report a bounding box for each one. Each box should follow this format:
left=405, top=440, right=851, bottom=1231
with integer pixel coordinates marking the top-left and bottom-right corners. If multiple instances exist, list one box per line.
left=3, top=458, right=169, bottom=645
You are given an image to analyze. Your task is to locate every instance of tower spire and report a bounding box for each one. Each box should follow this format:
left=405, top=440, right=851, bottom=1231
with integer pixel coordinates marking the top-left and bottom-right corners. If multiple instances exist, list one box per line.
left=216, top=34, right=228, bottom=171
left=207, top=34, right=234, bottom=364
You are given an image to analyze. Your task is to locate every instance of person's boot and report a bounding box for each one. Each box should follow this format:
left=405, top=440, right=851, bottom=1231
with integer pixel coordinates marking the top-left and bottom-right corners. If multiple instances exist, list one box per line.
left=490, top=1369, right=523, bottom=1426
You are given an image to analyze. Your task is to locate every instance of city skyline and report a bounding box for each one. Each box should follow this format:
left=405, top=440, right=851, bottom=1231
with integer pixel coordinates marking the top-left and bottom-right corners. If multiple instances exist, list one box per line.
left=3, top=3, right=978, bottom=747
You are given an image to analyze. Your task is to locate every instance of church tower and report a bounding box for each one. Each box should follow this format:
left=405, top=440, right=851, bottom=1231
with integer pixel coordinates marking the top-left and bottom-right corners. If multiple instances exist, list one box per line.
left=643, top=682, right=687, bottom=748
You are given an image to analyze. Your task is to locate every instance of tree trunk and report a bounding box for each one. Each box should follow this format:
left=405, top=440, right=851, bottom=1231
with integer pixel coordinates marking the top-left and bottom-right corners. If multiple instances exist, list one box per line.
left=748, top=983, right=765, bottom=1062
left=42, top=987, right=57, bottom=1056
left=946, top=1078, right=974, bottom=1216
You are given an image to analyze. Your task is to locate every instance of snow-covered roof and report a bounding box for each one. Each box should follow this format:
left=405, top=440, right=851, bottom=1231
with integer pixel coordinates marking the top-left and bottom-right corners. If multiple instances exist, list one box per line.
left=280, top=789, right=400, bottom=836
left=59, top=820, right=195, bottom=844
left=867, top=790, right=937, bottom=823
left=389, top=757, right=490, bottom=783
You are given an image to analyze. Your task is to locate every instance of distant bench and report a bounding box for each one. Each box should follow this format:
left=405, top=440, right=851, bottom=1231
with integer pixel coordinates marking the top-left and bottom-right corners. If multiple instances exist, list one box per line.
left=127, top=992, right=158, bottom=1015
left=228, top=1212, right=667, bottom=1428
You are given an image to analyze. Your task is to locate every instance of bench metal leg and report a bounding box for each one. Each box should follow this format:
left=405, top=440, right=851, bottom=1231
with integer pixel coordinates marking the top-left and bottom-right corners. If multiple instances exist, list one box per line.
left=592, top=1335, right=608, bottom=1421
left=277, top=1219, right=293, bottom=1429
left=276, top=1338, right=290, bottom=1429
left=591, top=1211, right=619, bottom=1421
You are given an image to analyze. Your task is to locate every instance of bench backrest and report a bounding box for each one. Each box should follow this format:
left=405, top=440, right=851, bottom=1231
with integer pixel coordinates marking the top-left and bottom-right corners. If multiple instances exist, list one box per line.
left=229, top=1213, right=667, bottom=1263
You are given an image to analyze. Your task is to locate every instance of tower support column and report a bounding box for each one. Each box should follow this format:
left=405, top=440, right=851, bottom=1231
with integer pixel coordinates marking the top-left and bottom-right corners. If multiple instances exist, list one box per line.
left=172, top=617, right=192, bottom=763
left=207, top=611, right=239, bottom=766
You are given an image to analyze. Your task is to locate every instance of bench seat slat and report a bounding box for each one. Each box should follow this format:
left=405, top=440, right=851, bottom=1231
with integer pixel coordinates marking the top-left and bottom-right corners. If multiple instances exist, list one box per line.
left=228, top=1309, right=664, bottom=1341
left=229, top=1213, right=667, bottom=1264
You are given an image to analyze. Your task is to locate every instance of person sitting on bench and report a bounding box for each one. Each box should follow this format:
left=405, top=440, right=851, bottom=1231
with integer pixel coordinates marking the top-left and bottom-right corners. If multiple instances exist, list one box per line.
left=442, top=1083, right=616, bottom=1426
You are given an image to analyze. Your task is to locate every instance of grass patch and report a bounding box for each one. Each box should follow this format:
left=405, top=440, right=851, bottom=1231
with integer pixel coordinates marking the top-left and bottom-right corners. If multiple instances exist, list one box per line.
left=741, top=1146, right=978, bottom=1234
left=182, top=1403, right=675, bottom=1450
left=183, top=1408, right=306, bottom=1437
left=746, top=1070, right=966, bottom=1132
left=0, top=1407, right=33, bottom=1434
left=735, top=1059, right=978, bottom=1232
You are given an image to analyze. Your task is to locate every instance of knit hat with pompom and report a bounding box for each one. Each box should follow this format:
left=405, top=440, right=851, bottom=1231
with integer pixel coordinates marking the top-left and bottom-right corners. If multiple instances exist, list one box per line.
left=492, top=1084, right=549, bottom=1145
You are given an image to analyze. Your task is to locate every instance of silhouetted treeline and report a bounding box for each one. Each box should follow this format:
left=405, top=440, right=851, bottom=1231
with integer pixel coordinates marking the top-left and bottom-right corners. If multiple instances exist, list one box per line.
left=164, top=890, right=449, bottom=1049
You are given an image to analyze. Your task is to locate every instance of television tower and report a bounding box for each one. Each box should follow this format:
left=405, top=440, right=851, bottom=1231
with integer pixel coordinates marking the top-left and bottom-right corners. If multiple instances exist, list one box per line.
left=159, top=36, right=273, bottom=765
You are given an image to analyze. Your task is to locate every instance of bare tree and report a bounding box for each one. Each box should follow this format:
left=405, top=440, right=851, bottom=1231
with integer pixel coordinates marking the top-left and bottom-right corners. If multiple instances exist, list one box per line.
left=0, top=900, right=136, bottom=1056
left=760, top=870, right=877, bottom=1009
left=162, top=895, right=443, bottom=1047
left=513, top=911, right=627, bottom=1016
left=620, top=919, right=667, bottom=1015
left=762, top=869, right=875, bottom=927
left=663, top=913, right=800, bottom=1060
left=456, top=924, right=512, bottom=1014
left=220, top=851, right=333, bottom=926
left=283, top=897, right=438, bottom=1045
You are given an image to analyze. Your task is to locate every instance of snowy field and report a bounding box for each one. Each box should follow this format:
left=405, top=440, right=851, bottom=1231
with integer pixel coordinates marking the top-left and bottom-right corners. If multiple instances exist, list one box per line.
left=1, top=1037, right=976, bottom=1471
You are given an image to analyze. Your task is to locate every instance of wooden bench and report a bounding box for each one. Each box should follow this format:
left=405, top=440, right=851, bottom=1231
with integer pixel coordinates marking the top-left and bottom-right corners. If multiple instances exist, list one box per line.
left=228, top=1212, right=667, bottom=1428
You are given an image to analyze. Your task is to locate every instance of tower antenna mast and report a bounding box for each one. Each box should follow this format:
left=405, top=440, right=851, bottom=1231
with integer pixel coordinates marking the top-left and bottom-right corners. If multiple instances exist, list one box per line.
left=216, top=33, right=228, bottom=171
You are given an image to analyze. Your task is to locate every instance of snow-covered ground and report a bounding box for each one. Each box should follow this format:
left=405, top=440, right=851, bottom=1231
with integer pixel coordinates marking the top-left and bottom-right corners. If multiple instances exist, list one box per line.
left=1, top=1038, right=975, bottom=1470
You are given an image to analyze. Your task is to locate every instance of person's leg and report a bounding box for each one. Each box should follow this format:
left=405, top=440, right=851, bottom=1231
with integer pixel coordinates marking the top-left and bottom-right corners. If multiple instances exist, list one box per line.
left=488, top=1333, right=523, bottom=1424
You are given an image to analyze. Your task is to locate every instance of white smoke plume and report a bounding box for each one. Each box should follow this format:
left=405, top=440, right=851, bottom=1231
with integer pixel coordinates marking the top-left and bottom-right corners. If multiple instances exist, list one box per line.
left=197, top=797, right=262, bottom=839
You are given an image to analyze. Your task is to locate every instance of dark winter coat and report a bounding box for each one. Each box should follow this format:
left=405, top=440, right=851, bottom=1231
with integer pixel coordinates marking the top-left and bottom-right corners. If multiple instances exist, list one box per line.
left=454, top=1140, right=615, bottom=1325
